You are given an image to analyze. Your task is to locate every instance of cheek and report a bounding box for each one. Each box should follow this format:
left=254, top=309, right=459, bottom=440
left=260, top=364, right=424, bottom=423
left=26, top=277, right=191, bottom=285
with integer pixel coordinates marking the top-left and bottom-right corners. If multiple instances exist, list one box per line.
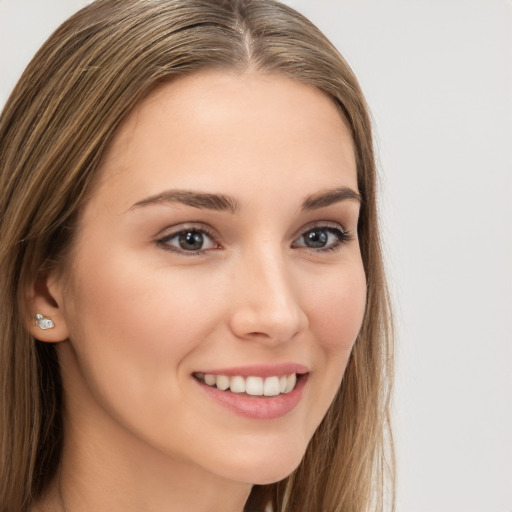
left=304, top=259, right=366, bottom=414
left=67, top=247, right=212, bottom=335
left=58, top=249, right=231, bottom=459
left=306, top=262, right=367, bottom=354
left=60, top=250, right=219, bottom=399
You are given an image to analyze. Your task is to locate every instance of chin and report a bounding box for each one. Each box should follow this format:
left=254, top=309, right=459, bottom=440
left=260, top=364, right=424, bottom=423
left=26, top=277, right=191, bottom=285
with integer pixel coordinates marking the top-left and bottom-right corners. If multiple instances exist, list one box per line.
left=221, top=442, right=307, bottom=486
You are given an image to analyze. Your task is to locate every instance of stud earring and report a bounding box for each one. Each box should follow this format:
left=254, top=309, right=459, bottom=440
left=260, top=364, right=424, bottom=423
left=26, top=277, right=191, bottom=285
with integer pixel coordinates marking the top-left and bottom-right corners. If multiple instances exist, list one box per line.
left=34, top=313, right=55, bottom=330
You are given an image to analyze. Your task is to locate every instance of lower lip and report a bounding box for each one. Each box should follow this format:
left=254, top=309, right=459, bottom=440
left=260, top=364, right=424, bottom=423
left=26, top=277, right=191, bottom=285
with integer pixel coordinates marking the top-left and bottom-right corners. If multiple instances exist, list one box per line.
left=196, top=374, right=308, bottom=420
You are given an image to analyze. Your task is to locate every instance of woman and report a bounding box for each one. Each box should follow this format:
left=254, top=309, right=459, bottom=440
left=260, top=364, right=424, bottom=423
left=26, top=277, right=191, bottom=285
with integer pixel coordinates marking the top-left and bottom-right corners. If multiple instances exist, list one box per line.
left=0, top=1, right=394, bottom=511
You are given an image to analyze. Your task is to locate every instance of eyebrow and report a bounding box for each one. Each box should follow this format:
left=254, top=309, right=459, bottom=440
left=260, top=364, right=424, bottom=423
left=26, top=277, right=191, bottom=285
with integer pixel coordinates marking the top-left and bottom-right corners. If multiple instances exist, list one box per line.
left=129, top=186, right=361, bottom=214
left=130, top=190, right=240, bottom=213
left=301, top=187, right=362, bottom=211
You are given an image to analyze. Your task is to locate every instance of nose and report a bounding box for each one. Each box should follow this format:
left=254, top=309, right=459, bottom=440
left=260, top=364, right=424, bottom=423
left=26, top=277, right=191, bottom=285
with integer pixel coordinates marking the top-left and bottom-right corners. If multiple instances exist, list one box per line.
left=227, top=248, right=308, bottom=344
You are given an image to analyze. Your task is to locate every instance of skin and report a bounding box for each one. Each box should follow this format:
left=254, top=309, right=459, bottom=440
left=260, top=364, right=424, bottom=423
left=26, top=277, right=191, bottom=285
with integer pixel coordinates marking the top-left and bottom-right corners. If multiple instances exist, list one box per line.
left=30, top=71, right=367, bottom=512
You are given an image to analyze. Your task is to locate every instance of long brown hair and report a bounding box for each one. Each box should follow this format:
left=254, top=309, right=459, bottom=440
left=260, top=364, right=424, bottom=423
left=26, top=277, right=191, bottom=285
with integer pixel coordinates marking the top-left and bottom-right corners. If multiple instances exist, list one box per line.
left=0, top=1, right=394, bottom=510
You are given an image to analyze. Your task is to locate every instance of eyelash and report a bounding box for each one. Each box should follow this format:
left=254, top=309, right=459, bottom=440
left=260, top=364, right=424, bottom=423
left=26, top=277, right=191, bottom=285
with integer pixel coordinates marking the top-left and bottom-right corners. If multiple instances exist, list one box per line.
left=157, top=225, right=219, bottom=256
left=156, top=223, right=352, bottom=256
left=293, top=225, right=352, bottom=253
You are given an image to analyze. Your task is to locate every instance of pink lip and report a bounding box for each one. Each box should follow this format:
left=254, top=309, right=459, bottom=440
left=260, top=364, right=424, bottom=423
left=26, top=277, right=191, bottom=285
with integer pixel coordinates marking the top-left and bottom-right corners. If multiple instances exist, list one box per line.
left=194, top=372, right=308, bottom=420
left=195, top=363, right=309, bottom=378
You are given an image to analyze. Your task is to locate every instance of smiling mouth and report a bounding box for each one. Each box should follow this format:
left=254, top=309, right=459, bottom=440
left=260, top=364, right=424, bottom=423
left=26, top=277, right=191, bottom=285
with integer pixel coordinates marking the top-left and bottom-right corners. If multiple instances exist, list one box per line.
left=193, top=372, right=300, bottom=397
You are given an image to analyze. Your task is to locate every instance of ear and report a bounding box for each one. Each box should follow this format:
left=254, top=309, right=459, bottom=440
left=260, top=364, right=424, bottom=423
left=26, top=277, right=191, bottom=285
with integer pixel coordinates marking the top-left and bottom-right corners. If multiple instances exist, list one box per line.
left=26, top=271, right=70, bottom=343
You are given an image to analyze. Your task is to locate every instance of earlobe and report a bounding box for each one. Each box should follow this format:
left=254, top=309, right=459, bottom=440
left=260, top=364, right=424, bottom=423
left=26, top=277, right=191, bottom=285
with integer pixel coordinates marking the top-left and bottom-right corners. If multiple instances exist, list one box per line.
left=26, top=271, right=70, bottom=343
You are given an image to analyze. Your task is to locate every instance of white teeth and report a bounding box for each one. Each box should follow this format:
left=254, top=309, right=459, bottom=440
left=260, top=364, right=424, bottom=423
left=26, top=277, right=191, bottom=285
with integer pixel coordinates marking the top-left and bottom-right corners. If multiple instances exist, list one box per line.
left=197, top=372, right=299, bottom=396
left=245, top=376, right=264, bottom=396
left=263, top=376, right=280, bottom=396
left=216, top=375, right=230, bottom=391
left=279, top=375, right=287, bottom=393
left=204, top=374, right=216, bottom=386
left=285, top=373, right=296, bottom=394
left=230, top=376, right=246, bottom=393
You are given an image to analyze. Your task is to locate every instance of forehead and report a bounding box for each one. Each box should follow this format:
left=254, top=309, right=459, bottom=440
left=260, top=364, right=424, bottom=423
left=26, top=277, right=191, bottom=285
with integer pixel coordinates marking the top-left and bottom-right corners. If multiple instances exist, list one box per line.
left=92, top=70, right=357, bottom=210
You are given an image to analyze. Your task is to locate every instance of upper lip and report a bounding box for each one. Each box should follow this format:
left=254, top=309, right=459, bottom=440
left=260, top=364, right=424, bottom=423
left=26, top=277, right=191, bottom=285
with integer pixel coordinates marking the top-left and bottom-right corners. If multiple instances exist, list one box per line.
left=193, top=363, right=309, bottom=378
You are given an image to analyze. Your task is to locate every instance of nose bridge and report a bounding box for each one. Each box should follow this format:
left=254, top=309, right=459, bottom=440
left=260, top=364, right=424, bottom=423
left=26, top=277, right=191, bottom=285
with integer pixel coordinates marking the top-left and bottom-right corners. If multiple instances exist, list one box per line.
left=229, top=242, right=308, bottom=342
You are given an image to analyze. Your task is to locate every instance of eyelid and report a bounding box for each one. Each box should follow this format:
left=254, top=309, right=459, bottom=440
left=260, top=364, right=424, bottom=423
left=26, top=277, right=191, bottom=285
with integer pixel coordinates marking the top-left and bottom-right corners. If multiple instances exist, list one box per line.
left=292, top=220, right=349, bottom=240
left=155, top=221, right=220, bottom=239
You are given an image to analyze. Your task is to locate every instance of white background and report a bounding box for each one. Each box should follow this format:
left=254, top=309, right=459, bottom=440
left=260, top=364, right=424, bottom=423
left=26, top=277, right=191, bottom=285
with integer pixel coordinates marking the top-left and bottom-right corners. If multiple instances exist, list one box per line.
left=1, top=1, right=510, bottom=511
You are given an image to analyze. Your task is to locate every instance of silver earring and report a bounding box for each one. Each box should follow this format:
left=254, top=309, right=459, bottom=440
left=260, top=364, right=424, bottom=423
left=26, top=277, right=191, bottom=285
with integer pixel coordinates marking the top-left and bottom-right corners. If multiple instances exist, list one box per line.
left=35, top=313, right=55, bottom=330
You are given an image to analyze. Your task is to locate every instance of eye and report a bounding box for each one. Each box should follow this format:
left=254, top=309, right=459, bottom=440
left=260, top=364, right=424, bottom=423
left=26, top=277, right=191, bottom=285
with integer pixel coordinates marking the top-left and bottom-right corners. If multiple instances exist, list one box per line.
left=293, top=225, right=351, bottom=252
left=158, top=228, right=218, bottom=254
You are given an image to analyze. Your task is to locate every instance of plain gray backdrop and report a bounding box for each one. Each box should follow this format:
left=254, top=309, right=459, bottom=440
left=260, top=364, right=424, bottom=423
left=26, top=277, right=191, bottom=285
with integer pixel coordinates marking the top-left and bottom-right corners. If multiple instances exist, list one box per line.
left=1, top=1, right=511, bottom=511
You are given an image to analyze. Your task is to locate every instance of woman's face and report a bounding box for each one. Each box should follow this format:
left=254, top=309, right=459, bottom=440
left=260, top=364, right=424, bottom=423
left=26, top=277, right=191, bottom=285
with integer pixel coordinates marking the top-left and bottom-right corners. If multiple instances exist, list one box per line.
left=51, top=71, right=366, bottom=485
